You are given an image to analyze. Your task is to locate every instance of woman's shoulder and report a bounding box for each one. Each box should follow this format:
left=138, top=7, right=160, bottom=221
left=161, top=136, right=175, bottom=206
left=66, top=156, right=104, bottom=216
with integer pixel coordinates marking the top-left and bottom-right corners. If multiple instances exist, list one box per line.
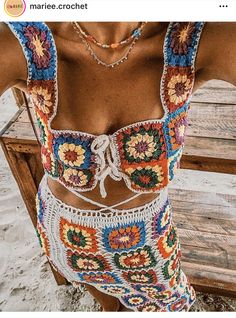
left=201, top=22, right=236, bottom=46
left=0, top=22, right=16, bottom=49
left=194, top=22, right=236, bottom=70
left=0, top=23, right=27, bottom=87
left=194, top=22, right=236, bottom=86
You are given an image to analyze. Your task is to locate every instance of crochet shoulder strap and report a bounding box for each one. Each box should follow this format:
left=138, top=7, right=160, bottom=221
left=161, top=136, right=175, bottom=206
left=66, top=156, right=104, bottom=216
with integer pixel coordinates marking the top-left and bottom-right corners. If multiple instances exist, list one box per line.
left=161, top=22, right=205, bottom=114
left=4, top=22, right=57, bottom=82
left=165, top=22, right=205, bottom=68
left=4, top=22, right=57, bottom=144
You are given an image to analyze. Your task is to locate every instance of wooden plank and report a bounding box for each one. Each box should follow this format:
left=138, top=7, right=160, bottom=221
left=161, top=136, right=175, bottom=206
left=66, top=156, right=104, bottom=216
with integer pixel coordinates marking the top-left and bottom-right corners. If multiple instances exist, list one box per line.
left=188, top=117, right=236, bottom=140
left=1, top=122, right=37, bottom=142
left=184, top=261, right=236, bottom=285
left=181, top=245, right=236, bottom=270
left=11, top=88, right=25, bottom=108
left=169, top=188, right=236, bottom=207
left=187, top=105, right=236, bottom=140
left=189, top=102, right=236, bottom=120
left=174, top=213, right=236, bottom=236
left=5, top=142, right=40, bottom=154
left=27, top=152, right=44, bottom=188
left=192, top=80, right=236, bottom=104
left=169, top=187, right=236, bottom=296
left=0, top=108, right=24, bottom=137
left=181, top=154, right=236, bottom=175
left=183, top=262, right=236, bottom=297
left=171, top=201, right=236, bottom=220
left=183, top=136, right=236, bottom=160
left=176, top=228, right=236, bottom=250
left=17, top=106, right=36, bottom=123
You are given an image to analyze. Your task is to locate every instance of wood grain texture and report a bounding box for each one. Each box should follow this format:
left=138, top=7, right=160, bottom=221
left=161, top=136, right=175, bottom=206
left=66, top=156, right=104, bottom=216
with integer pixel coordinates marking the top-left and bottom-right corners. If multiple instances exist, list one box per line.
left=188, top=103, right=236, bottom=140
left=169, top=187, right=236, bottom=295
left=192, top=80, right=236, bottom=104
left=11, top=88, right=25, bottom=108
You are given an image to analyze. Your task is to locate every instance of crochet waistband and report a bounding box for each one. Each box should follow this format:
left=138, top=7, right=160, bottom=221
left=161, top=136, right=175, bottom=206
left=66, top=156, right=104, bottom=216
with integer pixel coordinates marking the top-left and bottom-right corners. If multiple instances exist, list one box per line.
left=38, top=174, right=170, bottom=226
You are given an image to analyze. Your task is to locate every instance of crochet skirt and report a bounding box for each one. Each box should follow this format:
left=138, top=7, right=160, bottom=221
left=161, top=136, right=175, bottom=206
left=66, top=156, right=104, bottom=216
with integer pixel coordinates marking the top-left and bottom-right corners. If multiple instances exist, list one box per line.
left=35, top=174, right=196, bottom=312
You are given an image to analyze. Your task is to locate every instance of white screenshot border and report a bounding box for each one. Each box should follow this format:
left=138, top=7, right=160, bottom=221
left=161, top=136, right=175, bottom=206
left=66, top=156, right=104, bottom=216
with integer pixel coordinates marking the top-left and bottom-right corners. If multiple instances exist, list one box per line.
left=1, top=0, right=236, bottom=21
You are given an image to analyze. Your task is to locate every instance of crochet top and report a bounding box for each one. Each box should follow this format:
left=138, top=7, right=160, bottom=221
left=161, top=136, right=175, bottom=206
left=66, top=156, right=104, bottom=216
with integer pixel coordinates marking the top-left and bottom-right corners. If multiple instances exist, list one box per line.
left=5, top=22, right=205, bottom=200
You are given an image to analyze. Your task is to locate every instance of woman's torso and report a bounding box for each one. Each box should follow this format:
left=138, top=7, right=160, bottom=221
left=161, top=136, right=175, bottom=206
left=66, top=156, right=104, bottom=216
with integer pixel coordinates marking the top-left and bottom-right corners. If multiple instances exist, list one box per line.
left=48, top=22, right=170, bottom=210
left=8, top=22, right=209, bottom=210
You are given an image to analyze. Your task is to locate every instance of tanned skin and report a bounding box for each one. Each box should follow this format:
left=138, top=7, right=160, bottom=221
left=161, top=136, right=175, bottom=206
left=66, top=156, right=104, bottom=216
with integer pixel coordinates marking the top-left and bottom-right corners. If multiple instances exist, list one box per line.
left=0, top=22, right=236, bottom=311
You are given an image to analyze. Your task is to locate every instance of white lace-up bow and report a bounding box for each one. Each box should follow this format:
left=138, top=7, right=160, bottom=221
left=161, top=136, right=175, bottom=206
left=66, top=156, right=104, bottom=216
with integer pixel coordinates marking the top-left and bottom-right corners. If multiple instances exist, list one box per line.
left=91, top=134, right=122, bottom=198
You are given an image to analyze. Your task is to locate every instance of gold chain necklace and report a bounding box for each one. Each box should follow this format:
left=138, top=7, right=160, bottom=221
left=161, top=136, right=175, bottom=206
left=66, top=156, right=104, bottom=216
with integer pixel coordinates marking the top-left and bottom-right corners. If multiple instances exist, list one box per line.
left=71, top=22, right=147, bottom=69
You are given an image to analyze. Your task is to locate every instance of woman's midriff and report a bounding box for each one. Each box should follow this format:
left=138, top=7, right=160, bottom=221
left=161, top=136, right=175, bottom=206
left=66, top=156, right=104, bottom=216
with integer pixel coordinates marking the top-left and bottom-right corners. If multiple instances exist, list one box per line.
left=47, top=175, right=160, bottom=211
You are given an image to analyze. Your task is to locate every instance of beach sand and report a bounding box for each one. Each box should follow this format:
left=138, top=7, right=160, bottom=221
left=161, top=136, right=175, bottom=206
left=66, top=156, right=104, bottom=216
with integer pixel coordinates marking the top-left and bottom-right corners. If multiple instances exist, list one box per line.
left=0, top=90, right=235, bottom=311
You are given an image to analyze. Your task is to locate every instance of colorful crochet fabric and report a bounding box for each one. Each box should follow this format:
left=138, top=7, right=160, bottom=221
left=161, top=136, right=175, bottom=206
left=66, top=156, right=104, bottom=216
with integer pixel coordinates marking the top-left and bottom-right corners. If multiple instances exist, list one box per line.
left=5, top=22, right=206, bottom=311
left=5, top=21, right=205, bottom=199
left=36, top=174, right=196, bottom=312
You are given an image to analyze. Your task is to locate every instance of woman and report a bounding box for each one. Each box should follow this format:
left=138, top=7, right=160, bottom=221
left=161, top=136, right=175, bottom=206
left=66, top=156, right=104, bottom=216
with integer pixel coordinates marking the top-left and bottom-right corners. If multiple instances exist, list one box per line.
left=0, top=22, right=235, bottom=312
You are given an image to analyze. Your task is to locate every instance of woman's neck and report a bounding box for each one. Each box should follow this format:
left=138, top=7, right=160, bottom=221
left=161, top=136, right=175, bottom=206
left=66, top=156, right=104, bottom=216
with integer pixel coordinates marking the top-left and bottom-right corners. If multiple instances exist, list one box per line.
left=76, top=22, right=145, bottom=44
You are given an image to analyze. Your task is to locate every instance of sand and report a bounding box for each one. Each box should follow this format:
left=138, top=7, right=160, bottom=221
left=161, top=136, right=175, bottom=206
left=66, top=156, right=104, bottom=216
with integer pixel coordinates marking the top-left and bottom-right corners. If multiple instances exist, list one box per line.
left=0, top=89, right=236, bottom=312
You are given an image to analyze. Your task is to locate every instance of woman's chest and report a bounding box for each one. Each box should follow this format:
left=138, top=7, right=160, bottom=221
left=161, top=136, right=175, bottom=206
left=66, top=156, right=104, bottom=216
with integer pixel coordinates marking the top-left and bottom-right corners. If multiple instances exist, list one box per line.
left=51, top=39, right=167, bottom=135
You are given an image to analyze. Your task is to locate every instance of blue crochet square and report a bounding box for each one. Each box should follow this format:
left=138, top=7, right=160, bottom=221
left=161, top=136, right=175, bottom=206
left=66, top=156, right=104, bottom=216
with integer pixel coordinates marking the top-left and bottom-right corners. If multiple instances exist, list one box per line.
left=102, top=220, right=146, bottom=253
left=6, top=22, right=57, bottom=81
left=165, top=22, right=205, bottom=67
left=53, top=134, right=94, bottom=169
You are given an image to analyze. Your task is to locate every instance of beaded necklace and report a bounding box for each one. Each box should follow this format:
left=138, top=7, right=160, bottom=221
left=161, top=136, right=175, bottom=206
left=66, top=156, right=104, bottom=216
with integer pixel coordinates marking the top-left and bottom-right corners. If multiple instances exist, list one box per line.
left=71, top=22, right=147, bottom=68
left=72, top=22, right=147, bottom=49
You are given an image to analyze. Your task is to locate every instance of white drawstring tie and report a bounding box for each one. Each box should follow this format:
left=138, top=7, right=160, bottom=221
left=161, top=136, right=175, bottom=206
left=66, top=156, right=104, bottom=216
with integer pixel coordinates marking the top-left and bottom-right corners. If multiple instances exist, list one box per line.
left=91, top=134, right=122, bottom=198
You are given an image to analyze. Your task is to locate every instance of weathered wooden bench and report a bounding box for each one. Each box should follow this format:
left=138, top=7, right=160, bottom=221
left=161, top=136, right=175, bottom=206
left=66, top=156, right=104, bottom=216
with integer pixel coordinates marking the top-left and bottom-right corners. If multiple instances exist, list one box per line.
left=0, top=80, right=236, bottom=297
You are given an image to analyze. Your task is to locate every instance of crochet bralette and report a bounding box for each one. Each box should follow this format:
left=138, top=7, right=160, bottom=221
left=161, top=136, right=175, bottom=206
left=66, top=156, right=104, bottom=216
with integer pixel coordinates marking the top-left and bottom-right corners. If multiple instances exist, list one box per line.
left=5, top=22, right=205, bottom=198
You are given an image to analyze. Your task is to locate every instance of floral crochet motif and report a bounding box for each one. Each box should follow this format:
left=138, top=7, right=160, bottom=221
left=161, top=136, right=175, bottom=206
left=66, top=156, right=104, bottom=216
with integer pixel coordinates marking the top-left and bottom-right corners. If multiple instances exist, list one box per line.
left=23, top=25, right=51, bottom=69
left=99, top=285, right=133, bottom=295
left=116, top=123, right=166, bottom=164
left=58, top=143, right=86, bottom=167
left=157, top=224, right=178, bottom=259
left=24, top=26, right=51, bottom=68
left=162, top=244, right=182, bottom=280
left=61, top=167, right=93, bottom=188
left=30, top=84, right=53, bottom=115
left=66, top=250, right=111, bottom=272
left=102, top=221, right=146, bottom=252
left=164, top=67, right=193, bottom=113
left=168, top=295, right=189, bottom=311
left=133, top=284, right=166, bottom=294
left=124, top=130, right=163, bottom=162
left=77, top=272, right=122, bottom=284
left=170, top=23, right=196, bottom=55
left=121, top=294, right=148, bottom=307
left=59, top=217, right=98, bottom=253
left=54, top=136, right=94, bottom=169
left=122, top=269, right=158, bottom=284
left=114, top=246, right=157, bottom=270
